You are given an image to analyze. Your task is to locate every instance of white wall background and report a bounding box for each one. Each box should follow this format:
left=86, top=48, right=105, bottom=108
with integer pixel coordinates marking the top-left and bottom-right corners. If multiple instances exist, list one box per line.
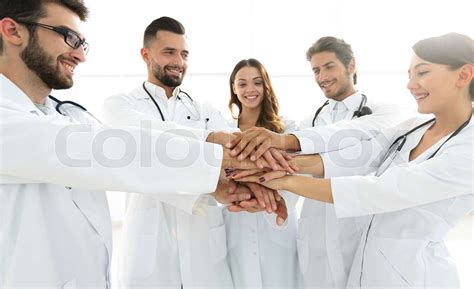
left=49, top=1, right=473, bottom=286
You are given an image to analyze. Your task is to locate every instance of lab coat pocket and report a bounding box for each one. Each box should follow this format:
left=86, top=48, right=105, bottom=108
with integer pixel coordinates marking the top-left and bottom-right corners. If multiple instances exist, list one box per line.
left=296, top=217, right=310, bottom=274
left=375, top=238, right=429, bottom=287
left=62, top=279, right=76, bottom=289
left=121, top=234, right=158, bottom=279
left=208, top=223, right=228, bottom=264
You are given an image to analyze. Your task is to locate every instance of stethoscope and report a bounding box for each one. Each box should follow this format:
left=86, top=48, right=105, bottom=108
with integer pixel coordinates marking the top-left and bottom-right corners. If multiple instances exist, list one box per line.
left=311, top=94, right=372, bottom=126
left=48, top=95, right=102, bottom=124
left=375, top=116, right=472, bottom=177
left=142, top=81, right=200, bottom=121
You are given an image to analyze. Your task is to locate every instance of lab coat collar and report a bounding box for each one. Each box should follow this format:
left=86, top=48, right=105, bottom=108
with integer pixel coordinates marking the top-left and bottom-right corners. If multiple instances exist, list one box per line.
left=0, top=74, right=52, bottom=116
left=327, top=91, right=364, bottom=112
left=140, top=81, right=181, bottom=101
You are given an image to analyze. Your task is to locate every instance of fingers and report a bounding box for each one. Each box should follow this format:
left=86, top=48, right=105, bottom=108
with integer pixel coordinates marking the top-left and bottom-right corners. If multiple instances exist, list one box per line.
left=227, top=179, right=237, bottom=194
left=253, top=139, right=272, bottom=160
left=269, top=148, right=294, bottom=173
left=265, top=187, right=278, bottom=212
left=275, top=198, right=288, bottom=226
left=225, top=190, right=251, bottom=204
left=227, top=204, right=246, bottom=212
left=227, top=168, right=264, bottom=180
left=245, top=182, right=266, bottom=209
left=258, top=170, right=287, bottom=183
left=262, top=150, right=278, bottom=170
left=227, top=129, right=259, bottom=158
left=238, top=134, right=265, bottom=161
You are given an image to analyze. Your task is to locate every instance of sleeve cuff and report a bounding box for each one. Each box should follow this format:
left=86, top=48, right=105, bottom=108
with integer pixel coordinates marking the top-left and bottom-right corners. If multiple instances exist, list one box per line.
left=291, top=131, right=324, bottom=154
left=331, top=177, right=364, bottom=218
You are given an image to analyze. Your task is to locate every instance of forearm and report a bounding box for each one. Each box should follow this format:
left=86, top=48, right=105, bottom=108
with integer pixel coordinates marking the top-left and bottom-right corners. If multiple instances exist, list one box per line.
left=282, top=134, right=301, bottom=151
left=289, top=154, right=324, bottom=177
left=282, top=175, right=333, bottom=203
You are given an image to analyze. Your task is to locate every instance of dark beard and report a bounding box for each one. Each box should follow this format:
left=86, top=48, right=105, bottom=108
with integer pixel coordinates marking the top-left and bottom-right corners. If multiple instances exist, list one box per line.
left=20, top=35, right=73, bottom=90
left=151, top=62, right=184, bottom=87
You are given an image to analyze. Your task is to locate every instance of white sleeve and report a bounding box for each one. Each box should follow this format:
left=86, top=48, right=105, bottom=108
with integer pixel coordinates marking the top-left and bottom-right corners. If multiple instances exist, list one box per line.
left=292, top=102, right=402, bottom=154
left=331, top=126, right=473, bottom=218
left=103, top=94, right=211, bottom=141
left=0, top=112, right=223, bottom=196
left=321, top=117, right=431, bottom=178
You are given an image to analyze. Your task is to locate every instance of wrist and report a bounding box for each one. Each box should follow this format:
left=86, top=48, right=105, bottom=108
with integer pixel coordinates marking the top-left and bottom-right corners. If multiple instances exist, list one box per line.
left=281, top=175, right=293, bottom=191
left=283, top=134, right=301, bottom=151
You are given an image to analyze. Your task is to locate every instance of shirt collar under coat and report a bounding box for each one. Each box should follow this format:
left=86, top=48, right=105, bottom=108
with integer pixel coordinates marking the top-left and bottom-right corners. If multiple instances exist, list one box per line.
left=0, top=74, right=56, bottom=116
left=327, top=91, right=364, bottom=113
left=140, top=81, right=181, bottom=101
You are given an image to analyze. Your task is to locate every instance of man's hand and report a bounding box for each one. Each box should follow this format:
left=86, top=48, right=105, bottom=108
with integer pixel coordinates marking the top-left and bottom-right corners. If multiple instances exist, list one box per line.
left=227, top=195, right=288, bottom=226
left=206, top=131, right=236, bottom=146
left=225, top=127, right=300, bottom=161
left=211, top=180, right=252, bottom=205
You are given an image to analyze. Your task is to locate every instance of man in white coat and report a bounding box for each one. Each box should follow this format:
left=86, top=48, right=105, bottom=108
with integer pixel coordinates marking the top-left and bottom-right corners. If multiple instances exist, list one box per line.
left=102, top=17, right=237, bottom=289
left=226, top=37, right=402, bottom=288
left=0, top=2, right=254, bottom=288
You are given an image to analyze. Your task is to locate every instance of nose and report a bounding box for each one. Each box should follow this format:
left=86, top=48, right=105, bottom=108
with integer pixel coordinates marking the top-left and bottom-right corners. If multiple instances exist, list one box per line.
left=247, top=83, right=258, bottom=93
left=316, top=70, right=328, bottom=83
left=406, top=75, right=417, bottom=90
left=71, top=46, right=87, bottom=63
left=173, top=53, right=186, bottom=67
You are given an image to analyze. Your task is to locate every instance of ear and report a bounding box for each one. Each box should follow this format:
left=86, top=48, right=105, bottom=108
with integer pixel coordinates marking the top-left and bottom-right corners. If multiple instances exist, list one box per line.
left=232, top=82, right=237, bottom=95
left=140, top=47, right=150, bottom=65
left=0, top=18, right=27, bottom=47
left=456, top=64, right=473, bottom=88
left=348, top=58, right=356, bottom=74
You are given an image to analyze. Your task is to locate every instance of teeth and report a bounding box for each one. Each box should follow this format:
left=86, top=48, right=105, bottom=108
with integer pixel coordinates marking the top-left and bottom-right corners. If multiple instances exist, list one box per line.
left=245, top=95, right=258, bottom=100
left=321, top=81, right=334, bottom=88
left=414, top=93, right=429, bottom=100
left=62, top=62, right=74, bottom=73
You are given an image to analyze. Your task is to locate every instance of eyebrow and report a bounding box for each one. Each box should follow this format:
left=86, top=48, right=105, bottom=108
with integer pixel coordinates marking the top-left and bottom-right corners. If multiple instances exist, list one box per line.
left=57, top=25, right=84, bottom=38
left=237, top=77, right=263, bottom=81
left=162, top=47, right=189, bottom=54
left=408, top=63, right=429, bottom=73
left=312, top=61, right=335, bottom=71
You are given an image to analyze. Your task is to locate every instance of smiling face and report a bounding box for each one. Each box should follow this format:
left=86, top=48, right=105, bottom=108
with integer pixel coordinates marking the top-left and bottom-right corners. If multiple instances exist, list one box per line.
left=142, top=30, right=188, bottom=92
left=232, top=66, right=265, bottom=110
left=310, top=51, right=355, bottom=101
left=20, top=3, right=87, bottom=90
left=407, top=54, right=460, bottom=114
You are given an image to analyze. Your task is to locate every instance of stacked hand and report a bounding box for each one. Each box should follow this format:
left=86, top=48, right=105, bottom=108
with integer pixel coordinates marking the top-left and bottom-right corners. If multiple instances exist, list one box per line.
left=210, top=130, right=298, bottom=226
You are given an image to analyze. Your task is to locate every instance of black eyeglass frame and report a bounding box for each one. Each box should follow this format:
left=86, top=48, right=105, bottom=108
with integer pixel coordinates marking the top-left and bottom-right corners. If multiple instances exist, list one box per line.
left=15, top=19, right=89, bottom=54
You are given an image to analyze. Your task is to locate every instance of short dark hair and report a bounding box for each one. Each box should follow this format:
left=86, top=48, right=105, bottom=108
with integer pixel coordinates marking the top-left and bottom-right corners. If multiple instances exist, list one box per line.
left=413, top=33, right=474, bottom=100
left=143, top=16, right=185, bottom=48
left=0, top=0, right=89, bottom=53
left=306, top=36, right=357, bottom=84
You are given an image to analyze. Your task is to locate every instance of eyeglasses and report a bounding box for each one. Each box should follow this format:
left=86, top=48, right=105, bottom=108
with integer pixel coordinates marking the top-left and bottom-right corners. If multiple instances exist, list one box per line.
left=16, top=20, right=89, bottom=54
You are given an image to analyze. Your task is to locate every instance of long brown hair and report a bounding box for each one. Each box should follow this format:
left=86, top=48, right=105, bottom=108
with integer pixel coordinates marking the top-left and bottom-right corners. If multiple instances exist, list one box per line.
left=228, top=58, right=284, bottom=133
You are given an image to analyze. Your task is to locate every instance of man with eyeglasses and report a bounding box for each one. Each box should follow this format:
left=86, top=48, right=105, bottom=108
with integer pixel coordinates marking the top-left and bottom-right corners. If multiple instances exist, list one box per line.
left=0, top=1, right=261, bottom=288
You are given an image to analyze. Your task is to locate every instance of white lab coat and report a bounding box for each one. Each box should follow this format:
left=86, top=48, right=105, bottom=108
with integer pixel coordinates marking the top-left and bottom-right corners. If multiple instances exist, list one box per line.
left=0, top=75, right=222, bottom=289
left=102, top=82, right=234, bottom=289
left=323, top=116, right=473, bottom=288
left=294, top=92, right=402, bottom=288
left=224, top=119, right=300, bottom=289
